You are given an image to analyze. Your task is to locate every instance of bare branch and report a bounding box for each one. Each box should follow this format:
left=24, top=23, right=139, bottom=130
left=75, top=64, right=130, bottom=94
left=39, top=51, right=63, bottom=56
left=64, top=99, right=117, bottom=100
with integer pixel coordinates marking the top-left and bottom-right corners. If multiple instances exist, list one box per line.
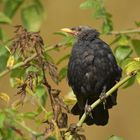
left=109, top=28, right=140, bottom=35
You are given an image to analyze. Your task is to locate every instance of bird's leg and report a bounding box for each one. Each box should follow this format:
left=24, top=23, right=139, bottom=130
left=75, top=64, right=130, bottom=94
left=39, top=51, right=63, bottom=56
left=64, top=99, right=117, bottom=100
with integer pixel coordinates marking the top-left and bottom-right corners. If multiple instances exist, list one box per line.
left=84, top=100, right=93, bottom=118
left=99, top=86, right=107, bottom=109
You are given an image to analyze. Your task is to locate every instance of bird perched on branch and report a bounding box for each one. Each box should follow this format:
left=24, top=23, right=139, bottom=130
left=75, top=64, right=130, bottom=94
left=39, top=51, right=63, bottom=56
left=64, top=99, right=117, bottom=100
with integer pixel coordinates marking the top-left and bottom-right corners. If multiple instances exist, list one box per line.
left=61, top=26, right=122, bottom=126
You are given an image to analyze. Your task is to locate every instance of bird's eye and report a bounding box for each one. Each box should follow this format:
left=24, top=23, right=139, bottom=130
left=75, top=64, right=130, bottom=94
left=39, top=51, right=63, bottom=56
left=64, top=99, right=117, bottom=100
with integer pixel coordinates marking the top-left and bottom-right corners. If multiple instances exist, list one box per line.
left=71, top=27, right=82, bottom=32
left=71, top=27, right=76, bottom=31
left=78, top=28, right=82, bottom=32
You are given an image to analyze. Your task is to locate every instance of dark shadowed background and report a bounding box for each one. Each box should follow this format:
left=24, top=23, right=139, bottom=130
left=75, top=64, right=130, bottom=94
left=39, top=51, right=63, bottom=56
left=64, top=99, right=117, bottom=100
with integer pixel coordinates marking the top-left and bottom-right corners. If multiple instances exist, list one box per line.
left=0, top=0, right=140, bottom=139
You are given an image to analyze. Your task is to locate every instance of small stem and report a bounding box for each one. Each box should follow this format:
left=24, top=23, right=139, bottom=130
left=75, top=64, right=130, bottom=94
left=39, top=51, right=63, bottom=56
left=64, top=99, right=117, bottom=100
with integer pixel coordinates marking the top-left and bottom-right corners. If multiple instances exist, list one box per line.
left=15, top=120, right=43, bottom=137
left=109, top=28, right=140, bottom=35
left=76, top=73, right=136, bottom=127
left=38, top=101, right=48, bottom=114
left=0, top=44, right=61, bottom=78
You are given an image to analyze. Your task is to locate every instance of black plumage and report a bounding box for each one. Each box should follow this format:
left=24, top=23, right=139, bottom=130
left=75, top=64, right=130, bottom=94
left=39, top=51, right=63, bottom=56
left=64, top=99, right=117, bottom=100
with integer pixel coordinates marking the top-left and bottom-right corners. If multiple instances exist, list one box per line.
left=63, top=26, right=122, bottom=126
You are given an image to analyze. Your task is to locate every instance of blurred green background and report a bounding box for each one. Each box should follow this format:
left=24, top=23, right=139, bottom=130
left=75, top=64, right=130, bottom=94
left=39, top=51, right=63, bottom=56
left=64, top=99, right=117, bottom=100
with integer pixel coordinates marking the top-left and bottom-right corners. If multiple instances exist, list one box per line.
left=0, top=0, right=140, bottom=139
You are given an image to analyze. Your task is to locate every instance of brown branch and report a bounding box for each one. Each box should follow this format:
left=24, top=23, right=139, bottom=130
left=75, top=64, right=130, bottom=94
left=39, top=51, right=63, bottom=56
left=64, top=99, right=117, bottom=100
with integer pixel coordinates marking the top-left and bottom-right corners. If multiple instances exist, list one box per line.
left=0, top=44, right=61, bottom=78
left=42, top=64, right=55, bottom=112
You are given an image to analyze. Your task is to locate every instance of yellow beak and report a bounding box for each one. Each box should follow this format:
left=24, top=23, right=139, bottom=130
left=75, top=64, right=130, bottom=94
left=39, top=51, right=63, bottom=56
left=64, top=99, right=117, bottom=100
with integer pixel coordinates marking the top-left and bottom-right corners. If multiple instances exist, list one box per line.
left=61, top=28, right=77, bottom=35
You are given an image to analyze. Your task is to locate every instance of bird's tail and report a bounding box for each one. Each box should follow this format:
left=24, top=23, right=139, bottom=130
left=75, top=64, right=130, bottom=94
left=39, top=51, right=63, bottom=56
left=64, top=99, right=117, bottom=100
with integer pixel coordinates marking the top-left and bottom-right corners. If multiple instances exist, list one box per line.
left=71, top=103, right=109, bottom=126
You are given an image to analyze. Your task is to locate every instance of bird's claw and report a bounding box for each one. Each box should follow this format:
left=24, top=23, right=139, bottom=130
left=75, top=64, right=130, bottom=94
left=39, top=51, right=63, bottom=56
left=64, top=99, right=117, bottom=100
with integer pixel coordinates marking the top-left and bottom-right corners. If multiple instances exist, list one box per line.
left=84, top=100, right=93, bottom=118
left=100, top=86, right=107, bottom=109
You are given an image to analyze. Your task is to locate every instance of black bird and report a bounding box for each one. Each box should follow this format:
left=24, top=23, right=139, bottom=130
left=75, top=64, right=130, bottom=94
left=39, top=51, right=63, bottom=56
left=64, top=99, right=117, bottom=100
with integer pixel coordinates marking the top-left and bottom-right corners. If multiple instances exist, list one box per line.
left=61, top=26, right=122, bottom=126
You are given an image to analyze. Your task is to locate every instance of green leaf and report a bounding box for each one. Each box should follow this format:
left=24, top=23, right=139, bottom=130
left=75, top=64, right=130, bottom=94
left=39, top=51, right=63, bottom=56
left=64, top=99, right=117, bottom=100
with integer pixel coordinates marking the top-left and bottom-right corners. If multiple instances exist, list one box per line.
left=131, top=39, right=140, bottom=56
left=0, top=44, right=9, bottom=56
left=45, top=111, right=53, bottom=121
left=59, top=67, right=67, bottom=81
left=26, top=65, right=38, bottom=74
left=0, top=126, right=22, bottom=140
left=24, top=112, right=38, bottom=119
left=123, top=76, right=135, bottom=88
left=93, top=8, right=112, bottom=20
left=0, top=45, right=9, bottom=72
left=57, top=32, right=75, bottom=47
left=0, top=28, right=7, bottom=41
left=5, top=108, right=18, bottom=116
left=80, top=0, right=94, bottom=9
left=115, top=46, right=133, bottom=62
left=80, top=0, right=113, bottom=35
left=11, top=68, right=25, bottom=78
left=136, top=71, right=140, bottom=85
left=102, top=21, right=112, bottom=34
left=0, top=55, right=9, bottom=72
left=35, top=85, right=47, bottom=106
left=10, top=68, right=25, bottom=87
left=108, top=135, right=124, bottom=140
left=62, top=36, right=75, bottom=47
left=135, top=21, right=140, bottom=27
left=44, top=53, right=54, bottom=63
left=117, top=35, right=130, bottom=46
left=124, top=60, right=140, bottom=74
left=121, top=58, right=132, bottom=69
left=0, top=12, right=11, bottom=24
left=4, top=0, right=23, bottom=18
left=56, top=54, right=70, bottom=65
left=0, top=113, right=6, bottom=128
left=93, top=9, right=105, bottom=19
left=54, top=31, right=69, bottom=37
left=33, top=0, right=44, bottom=12
left=21, top=4, right=43, bottom=32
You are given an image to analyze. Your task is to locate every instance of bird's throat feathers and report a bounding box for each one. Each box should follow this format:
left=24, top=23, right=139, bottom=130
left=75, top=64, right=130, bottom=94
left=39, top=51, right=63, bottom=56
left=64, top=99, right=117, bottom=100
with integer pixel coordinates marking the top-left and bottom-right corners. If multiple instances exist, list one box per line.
left=78, top=29, right=100, bottom=41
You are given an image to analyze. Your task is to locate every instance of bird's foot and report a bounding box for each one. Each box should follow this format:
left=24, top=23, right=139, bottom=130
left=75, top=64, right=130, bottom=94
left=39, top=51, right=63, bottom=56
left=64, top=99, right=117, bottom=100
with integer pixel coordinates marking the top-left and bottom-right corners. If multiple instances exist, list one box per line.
left=99, top=86, right=107, bottom=110
left=84, top=100, right=93, bottom=118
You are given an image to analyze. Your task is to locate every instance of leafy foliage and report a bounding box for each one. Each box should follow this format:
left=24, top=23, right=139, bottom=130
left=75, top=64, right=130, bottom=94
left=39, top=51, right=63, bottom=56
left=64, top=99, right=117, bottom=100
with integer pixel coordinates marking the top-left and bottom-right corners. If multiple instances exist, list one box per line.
left=4, top=0, right=23, bottom=18
left=80, top=0, right=113, bottom=33
left=21, top=4, right=44, bottom=32
left=114, top=46, right=133, bottom=63
left=0, top=12, right=12, bottom=24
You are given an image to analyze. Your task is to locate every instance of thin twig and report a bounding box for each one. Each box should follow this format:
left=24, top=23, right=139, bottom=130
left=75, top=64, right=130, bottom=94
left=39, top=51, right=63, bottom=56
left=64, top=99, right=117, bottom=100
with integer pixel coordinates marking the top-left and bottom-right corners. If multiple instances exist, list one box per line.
left=109, top=28, right=140, bottom=35
left=42, top=64, right=55, bottom=113
left=15, top=120, right=44, bottom=137
left=37, top=97, right=48, bottom=114
left=0, top=44, right=60, bottom=78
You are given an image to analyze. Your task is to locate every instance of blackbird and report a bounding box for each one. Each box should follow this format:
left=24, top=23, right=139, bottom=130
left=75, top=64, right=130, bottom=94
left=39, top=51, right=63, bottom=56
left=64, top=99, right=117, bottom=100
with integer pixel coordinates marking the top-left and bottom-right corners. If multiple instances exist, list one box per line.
left=61, top=26, right=122, bottom=126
